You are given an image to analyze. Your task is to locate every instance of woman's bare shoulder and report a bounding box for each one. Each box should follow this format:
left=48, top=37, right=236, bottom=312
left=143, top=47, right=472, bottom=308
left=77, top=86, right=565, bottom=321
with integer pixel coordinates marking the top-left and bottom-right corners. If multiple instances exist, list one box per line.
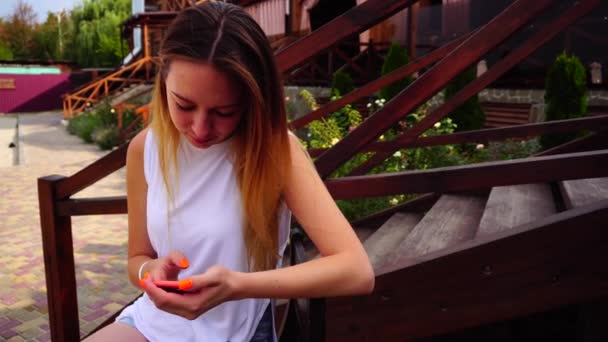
left=127, top=128, right=149, bottom=159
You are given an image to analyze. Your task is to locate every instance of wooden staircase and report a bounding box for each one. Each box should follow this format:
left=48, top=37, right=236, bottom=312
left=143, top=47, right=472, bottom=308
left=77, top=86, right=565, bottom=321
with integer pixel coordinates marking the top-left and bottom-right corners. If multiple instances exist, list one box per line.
left=321, top=177, right=608, bottom=340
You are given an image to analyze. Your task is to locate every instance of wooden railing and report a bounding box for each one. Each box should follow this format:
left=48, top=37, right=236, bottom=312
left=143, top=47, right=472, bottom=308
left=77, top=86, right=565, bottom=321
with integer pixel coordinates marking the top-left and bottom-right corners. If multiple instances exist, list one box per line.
left=38, top=0, right=607, bottom=340
left=285, top=40, right=391, bottom=87
left=62, top=57, right=158, bottom=118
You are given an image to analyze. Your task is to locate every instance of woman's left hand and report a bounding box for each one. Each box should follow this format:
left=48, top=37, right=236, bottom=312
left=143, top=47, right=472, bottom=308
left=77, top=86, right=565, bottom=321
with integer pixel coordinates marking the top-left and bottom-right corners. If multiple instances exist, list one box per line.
left=143, top=265, right=241, bottom=320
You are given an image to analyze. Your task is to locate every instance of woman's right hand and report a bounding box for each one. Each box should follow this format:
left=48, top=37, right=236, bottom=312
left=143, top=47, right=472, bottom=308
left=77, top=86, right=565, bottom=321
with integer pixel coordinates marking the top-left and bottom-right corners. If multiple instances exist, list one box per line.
left=140, top=251, right=190, bottom=286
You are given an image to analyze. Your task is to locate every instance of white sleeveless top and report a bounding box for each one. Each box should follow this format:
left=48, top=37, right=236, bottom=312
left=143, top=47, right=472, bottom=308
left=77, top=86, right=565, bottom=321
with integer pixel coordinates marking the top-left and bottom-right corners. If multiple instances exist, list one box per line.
left=117, top=130, right=291, bottom=342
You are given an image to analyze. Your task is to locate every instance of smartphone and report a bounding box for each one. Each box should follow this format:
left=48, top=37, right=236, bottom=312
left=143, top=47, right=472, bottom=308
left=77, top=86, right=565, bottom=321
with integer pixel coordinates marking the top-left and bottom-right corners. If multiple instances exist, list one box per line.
left=153, top=280, right=186, bottom=294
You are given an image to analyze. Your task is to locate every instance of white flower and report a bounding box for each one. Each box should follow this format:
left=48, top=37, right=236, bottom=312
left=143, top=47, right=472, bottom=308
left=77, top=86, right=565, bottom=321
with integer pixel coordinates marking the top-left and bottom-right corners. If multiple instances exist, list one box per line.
left=434, top=122, right=441, bottom=128
left=379, top=135, right=385, bottom=141
left=110, top=108, right=116, bottom=113
left=367, top=103, right=372, bottom=108
left=393, top=151, right=402, bottom=158
left=380, top=98, right=386, bottom=103
left=476, top=144, right=485, bottom=150
left=389, top=198, right=399, bottom=205
left=331, top=138, right=339, bottom=146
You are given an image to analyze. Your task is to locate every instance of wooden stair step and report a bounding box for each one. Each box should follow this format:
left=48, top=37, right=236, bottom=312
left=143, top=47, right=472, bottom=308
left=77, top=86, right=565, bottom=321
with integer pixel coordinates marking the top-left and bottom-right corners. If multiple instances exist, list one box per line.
left=362, top=213, right=422, bottom=271
left=477, top=183, right=556, bottom=237
left=484, top=122, right=509, bottom=128
left=485, top=116, right=529, bottom=124
left=482, top=102, right=532, bottom=110
left=484, top=110, right=530, bottom=118
left=484, top=107, right=530, bottom=114
left=382, top=194, right=486, bottom=271
left=560, top=177, right=608, bottom=209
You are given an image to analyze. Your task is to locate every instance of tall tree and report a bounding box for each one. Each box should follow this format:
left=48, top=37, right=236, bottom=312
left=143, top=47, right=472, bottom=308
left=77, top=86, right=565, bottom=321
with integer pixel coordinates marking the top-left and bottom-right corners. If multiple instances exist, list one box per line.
left=68, top=0, right=131, bottom=67
left=4, top=0, right=37, bottom=59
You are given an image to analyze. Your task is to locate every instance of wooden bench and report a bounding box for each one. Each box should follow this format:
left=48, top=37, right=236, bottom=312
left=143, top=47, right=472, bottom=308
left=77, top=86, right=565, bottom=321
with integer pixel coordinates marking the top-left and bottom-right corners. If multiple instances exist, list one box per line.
left=481, top=101, right=532, bottom=128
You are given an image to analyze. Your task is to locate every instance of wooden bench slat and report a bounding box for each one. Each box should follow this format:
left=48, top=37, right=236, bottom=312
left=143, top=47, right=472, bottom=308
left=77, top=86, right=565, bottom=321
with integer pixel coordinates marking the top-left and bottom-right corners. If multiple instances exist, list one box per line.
left=560, top=177, right=608, bottom=209
left=362, top=213, right=422, bottom=271
left=477, top=183, right=556, bottom=237
left=384, top=194, right=486, bottom=267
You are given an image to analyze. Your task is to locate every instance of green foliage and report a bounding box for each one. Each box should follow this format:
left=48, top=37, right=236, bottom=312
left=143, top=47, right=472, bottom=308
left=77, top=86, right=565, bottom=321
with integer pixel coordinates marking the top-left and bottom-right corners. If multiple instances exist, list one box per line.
left=485, top=138, right=542, bottom=161
left=300, top=89, right=362, bottom=149
left=0, top=41, right=13, bottom=60
left=92, top=125, right=119, bottom=150
left=0, top=0, right=130, bottom=66
left=67, top=100, right=122, bottom=147
left=444, top=67, right=486, bottom=132
left=331, top=71, right=355, bottom=97
left=69, top=113, right=102, bottom=143
left=68, top=0, right=131, bottom=67
left=541, top=52, right=588, bottom=149
left=2, top=0, right=37, bottom=59
left=379, top=41, right=412, bottom=101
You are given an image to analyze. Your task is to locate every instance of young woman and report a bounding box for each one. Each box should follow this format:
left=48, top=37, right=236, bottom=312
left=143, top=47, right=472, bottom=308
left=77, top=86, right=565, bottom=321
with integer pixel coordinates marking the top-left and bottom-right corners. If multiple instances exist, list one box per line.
left=86, top=2, right=374, bottom=341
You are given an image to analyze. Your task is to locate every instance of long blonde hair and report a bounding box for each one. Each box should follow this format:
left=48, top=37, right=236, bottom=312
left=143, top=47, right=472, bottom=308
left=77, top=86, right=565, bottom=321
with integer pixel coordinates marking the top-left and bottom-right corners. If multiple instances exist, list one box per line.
left=150, top=1, right=291, bottom=272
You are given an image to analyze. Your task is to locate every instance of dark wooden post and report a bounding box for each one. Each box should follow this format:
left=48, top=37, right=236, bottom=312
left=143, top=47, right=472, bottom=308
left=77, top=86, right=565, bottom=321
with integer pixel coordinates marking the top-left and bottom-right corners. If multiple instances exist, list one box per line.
left=38, top=175, right=79, bottom=342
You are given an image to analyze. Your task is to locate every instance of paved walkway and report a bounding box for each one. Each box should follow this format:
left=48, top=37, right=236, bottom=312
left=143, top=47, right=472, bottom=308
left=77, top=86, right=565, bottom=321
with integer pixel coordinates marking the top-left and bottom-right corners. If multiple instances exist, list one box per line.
left=0, top=111, right=140, bottom=341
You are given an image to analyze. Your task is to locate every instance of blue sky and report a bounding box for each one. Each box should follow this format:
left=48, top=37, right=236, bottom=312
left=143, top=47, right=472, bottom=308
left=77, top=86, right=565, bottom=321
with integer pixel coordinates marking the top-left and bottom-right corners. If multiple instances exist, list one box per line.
left=0, top=0, right=82, bottom=22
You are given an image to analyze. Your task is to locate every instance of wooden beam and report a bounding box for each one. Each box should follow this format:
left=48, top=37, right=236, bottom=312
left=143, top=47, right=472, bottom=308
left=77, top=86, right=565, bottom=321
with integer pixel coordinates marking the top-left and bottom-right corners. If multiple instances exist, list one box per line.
left=324, top=150, right=608, bottom=199
left=325, top=200, right=608, bottom=341
left=55, top=144, right=128, bottom=199
left=56, top=197, right=127, bottom=217
left=348, top=0, right=599, bottom=176
left=276, top=0, right=419, bottom=73
left=314, top=0, right=555, bottom=178
left=38, top=175, right=80, bottom=342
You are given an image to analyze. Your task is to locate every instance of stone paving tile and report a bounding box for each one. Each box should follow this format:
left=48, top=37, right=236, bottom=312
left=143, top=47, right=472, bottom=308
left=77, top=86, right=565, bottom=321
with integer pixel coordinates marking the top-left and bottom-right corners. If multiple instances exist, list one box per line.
left=0, top=111, right=140, bottom=340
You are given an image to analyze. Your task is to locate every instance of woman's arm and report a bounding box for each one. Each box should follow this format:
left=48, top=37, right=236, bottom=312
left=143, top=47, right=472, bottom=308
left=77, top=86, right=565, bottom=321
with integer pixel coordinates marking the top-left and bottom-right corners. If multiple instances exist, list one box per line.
left=232, top=134, right=375, bottom=299
left=126, top=129, right=156, bottom=287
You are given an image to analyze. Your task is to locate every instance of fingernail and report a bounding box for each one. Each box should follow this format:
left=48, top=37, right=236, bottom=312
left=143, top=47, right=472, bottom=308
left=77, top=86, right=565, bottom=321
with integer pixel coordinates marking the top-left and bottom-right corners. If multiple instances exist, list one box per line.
left=144, top=272, right=150, bottom=280
left=139, top=279, right=147, bottom=289
left=180, top=258, right=189, bottom=268
left=178, top=278, right=193, bottom=291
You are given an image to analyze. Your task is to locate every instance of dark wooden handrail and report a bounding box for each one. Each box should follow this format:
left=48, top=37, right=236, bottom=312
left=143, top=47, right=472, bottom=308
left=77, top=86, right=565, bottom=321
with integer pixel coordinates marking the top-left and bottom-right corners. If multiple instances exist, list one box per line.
left=51, top=148, right=608, bottom=217
left=313, top=0, right=555, bottom=178
left=348, top=0, right=600, bottom=175
left=324, top=149, right=608, bottom=199
left=55, top=144, right=128, bottom=199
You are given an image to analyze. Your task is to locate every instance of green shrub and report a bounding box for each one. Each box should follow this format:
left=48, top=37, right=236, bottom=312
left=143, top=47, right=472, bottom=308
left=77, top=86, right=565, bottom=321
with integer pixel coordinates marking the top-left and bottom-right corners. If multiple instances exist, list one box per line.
left=379, top=41, right=412, bottom=101
left=74, top=113, right=102, bottom=143
left=444, top=67, right=485, bottom=132
left=541, top=52, right=588, bottom=149
left=331, top=71, right=355, bottom=97
left=122, top=108, right=144, bottom=133
left=92, top=125, right=120, bottom=150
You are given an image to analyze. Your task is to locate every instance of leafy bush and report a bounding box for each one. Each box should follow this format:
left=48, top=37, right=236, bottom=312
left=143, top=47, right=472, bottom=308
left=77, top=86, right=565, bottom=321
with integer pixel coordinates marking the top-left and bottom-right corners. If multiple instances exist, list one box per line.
left=74, top=113, right=102, bottom=143
left=380, top=41, right=412, bottom=101
left=67, top=100, right=125, bottom=149
left=331, top=71, right=355, bottom=97
left=444, top=67, right=485, bottom=132
left=92, top=125, right=119, bottom=150
left=541, top=52, right=588, bottom=149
